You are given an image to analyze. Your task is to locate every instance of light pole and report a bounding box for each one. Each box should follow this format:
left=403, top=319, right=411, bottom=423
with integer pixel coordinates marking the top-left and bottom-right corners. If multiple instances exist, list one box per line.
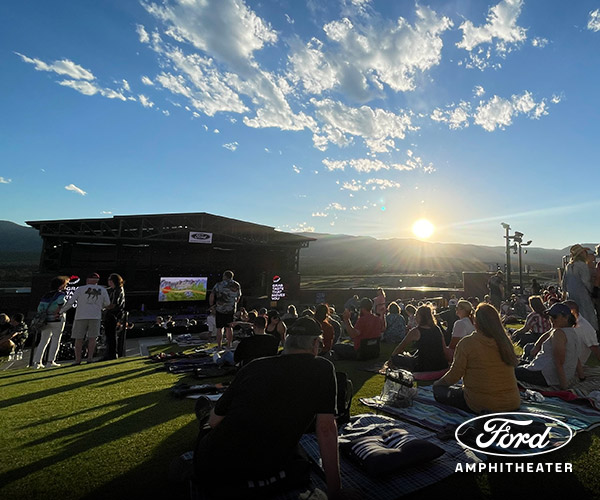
left=512, top=231, right=532, bottom=292
left=501, top=223, right=512, bottom=296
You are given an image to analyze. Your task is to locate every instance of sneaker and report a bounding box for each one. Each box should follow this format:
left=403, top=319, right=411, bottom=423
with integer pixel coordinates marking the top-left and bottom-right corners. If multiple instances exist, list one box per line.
left=32, top=363, right=44, bottom=369
left=46, top=362, right=61, bottom=368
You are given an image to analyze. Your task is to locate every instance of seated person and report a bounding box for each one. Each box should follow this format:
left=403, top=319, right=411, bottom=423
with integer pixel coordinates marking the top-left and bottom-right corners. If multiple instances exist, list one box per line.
left=564, top=300, right=600, bottom=364
left=0, top=313, right=13, bottom=355
left=233, top=316, right=279, bottom=367
left=511, top=296, right=550, bottom=346
left=265, top=309, right=287, bottom=345
left=336, top=298, right=384, bottom=360
left=388, top=305, right=448, bottom=372
left=436, top=303, right=458, bottom=346
left=194, top=317, right=341, bottom=498
left=515, top=303, right=583, bottom=390
left=7, top=313, right=29, bottom=357
left=433, top=304, right=520, bottom=414
left=382, top=302, right=407, bottom=344
left=448, top=300, right=475, bottom=351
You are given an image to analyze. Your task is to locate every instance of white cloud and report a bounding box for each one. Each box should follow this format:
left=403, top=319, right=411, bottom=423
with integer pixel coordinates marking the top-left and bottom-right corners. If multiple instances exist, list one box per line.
left=162, top=109, right=170, bottom=116
left=16, top=53, right=95, bottom=80
left=431, top=101, right=471, bottom=130
left=214, top=129, right=220, bottom=133
left=322, top=157, right=414, bottom=173
left=288, top=6, right=452, bottom=98
left=474, top=85, right=485, bottom=97
left=121, top=79, right=131, bottom=91
left=283, top=222, right=315, bottom=232
left=223, top=141, right=239, bottom=151
left=136, top=24, right=150, bottom=43
left=58, top=80, right=126, bottom=100
left=0, top=177, right=12, bottom=184
left=141, top=75, right=154, bottom=86
left=474, top=91, right=550, bottom=131
left=588, top=9, right=600, bottom=32
left=285, top=14, right=294, bottom=25
left=292, top=165, right=302, bottom=173
left=457, top=0, right=527, bottom=53
left=65, top=184, right=87, bottom=196
left=139, top=94, right=154, bottom=108
left=326, top=202, right=346, bottom=211
left=311, top=99, right=416, bottom=152
left=531, top=37, right=548, bottom=48
left=365, top=178, right=402, bottom=190
left=101, top=211, right=113, bottom=215
left=340, top=180, right=365, bottom=191
left=311, top=211, right=327, bottom=217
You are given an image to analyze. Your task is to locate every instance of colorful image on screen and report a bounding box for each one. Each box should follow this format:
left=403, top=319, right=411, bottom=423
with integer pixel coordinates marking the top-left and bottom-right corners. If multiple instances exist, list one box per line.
left=158, top=277, right=208, bottom=302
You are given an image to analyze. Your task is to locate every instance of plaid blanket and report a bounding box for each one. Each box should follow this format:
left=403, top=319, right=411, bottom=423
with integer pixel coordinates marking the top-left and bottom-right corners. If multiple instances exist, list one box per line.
left=300, top=414, right=482, bottom=500
left=361, top=385, right=600, bottom=434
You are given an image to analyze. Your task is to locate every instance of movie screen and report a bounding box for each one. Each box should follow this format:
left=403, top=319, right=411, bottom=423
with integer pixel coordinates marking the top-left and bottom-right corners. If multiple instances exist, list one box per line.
left=158, top=277, right=208, bottom=302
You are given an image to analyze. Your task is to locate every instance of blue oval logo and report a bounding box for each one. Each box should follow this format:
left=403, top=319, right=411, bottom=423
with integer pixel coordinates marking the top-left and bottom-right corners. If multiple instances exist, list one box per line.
left=455, top=412, right=573, bottom=457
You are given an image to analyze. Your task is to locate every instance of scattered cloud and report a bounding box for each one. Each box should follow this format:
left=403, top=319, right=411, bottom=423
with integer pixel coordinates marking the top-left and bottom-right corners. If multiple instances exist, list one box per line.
left=58, top=80, right=127, bottom=100
left=101, top=211, right=113, bottom=214
left=292, top=164, right=302, bottom=174
left=365, top=178, right=402, bottom=189
left=139, top=94, right=154, bottom=108
left=474, top=91, right=550, bottom=131
left=589, top=10, right=600, bottom=32
left=340, top=180, right=366, bottom=191
left=285, top=14, right=294, bottom=25
left=121, top=79, right=131, bottom=91
left=311, top=211, right=327, bottom=217
left=431, top=101, right=471, bottom=129
left=281, top=222, right=315, bottom=232
left=288, top=6, right=452, bottom=99
left=141, top=75, right=154, bottom=85
left=223, top=141, right=238, bottom=151
left=136, top=24, right=150, bottom=43
left=214, top=129, right=220, bottom=133
left=162, top=109, right=170, bottom=116
left=457, top=0, right=526, bottom=52
left=0, top=177, right=12, bottom=184
left=326, top=202, right=346, bottom=211
left=15, top=52, right=95, bottom=80
left=531, top=37, right=548, bottom=48
left=65, top=184, right=87, bottom=196
left=474, top=85, right=485, bottom=97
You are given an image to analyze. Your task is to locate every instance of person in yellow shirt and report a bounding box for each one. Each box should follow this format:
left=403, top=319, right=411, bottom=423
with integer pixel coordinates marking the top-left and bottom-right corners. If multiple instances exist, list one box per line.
left=433, top=303, right=520, bottom=414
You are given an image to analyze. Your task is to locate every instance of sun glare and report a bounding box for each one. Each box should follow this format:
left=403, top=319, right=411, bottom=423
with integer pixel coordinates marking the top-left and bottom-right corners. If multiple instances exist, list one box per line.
left=412, top=219, right=434, bottom=239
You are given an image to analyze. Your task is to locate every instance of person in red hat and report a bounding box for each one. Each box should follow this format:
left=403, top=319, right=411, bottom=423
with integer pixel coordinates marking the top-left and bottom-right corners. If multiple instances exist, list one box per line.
left=62, top=272, right=110, bottom=365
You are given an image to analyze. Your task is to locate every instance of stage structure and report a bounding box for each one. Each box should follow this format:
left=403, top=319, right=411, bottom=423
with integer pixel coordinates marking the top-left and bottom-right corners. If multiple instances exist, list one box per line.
left=27, top=213, right=314, bottom=310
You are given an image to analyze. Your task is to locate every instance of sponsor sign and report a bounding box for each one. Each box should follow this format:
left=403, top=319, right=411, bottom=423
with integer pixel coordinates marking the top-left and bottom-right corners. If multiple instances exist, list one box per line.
left=271, top=275, right=286, bottom=301
left=455, top=412, right=573, bottom=457
left=188, top=231, right=212, bottom=244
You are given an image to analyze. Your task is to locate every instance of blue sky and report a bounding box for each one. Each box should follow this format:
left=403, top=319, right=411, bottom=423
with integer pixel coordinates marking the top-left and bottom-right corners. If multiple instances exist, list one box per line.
left=1, top=0, right=599, bottom=249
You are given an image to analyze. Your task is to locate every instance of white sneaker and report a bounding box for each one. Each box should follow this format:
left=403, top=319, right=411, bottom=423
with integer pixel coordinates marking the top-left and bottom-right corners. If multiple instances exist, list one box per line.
left=46, top=362, right=61, bottom=368
left=32, top=363, right=44, bottom=369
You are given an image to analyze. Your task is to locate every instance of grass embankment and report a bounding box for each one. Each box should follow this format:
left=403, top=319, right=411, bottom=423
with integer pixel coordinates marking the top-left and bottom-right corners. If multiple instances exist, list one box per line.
left=0, top=343, right=599, bottom=500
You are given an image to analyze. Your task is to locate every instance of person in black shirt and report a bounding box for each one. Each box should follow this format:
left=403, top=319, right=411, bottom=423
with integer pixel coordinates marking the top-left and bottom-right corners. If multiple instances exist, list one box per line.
left=233, top=316, right=279, bottom=367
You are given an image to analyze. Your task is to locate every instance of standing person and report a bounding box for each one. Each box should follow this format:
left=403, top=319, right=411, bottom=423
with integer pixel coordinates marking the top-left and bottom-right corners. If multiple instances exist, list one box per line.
left=532, top=278, right=542, bottom=296
left=103, top=273, right=125, bottom=360
left=62, top=273, right=110, bottom=365
left=563, top=245, right=598, bottom=331
left=193, top=316, right=341, bottom=499
left=314, top=303, right=335, bottom=353
left=209, top=270, right=241, bottom=349
left=488, top=271, right=504, bottom=312
left=32, top=276, right=69, bottom=369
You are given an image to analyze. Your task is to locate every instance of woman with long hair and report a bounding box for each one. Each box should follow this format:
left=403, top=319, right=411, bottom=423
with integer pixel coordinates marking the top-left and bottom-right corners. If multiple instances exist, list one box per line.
left=511, top=295, right=551, bottom=346
left=516, top=302, right=583, bottom=390
left=383, top=301, right=407, bottom=343
left=374, top=288, right=386, bottom=317
left=32, top=276, right=69, bottom=368
left=103, top=273, right=125, bottom=360
left=433, top=303, right=520, bottom=413
left=562, top=244, right=598, bottom=330
left=388, top=305, right=448, bottom=372
left=265, top=309, right=287, bottom=345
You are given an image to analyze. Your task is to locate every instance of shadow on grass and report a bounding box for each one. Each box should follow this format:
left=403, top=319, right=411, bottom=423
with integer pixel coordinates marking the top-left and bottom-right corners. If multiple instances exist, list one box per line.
left=0, top=365, right=154, bottom=410
left=0, top=357, right=144, bottom=386
left=0, top=388, right=193, bottom=489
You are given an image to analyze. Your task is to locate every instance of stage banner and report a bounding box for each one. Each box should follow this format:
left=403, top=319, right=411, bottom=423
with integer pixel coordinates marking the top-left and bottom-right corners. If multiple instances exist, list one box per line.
left=189, top=231, right=213, bottom=244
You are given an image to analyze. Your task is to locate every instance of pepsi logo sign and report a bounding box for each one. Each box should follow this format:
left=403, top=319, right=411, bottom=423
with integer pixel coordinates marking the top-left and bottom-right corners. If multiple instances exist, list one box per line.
left=455, top=413, right=573, bottom=457
left=272, top=275, right=281, bottom=283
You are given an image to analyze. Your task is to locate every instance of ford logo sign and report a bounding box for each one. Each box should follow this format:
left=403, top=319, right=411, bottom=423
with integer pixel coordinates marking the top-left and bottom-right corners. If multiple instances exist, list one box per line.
left=455, top=412, right=573, bottom=457
left=191, top=233, right=210, bottom=240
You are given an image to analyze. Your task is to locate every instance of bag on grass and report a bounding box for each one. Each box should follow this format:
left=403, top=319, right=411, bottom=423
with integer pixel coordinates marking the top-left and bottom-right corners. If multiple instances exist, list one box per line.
left=380, top=368, right=417, bottom=408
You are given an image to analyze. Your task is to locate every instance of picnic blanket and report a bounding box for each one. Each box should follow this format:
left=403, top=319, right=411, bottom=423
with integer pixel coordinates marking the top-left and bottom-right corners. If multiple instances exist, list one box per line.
left=361, top=385, right=600, bottom=435
left=300, top=414, right=482, bottom=500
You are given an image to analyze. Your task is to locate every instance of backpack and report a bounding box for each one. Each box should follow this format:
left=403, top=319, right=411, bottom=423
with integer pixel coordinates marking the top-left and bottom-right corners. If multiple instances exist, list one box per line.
left=380, top=368, right=418, bottom=408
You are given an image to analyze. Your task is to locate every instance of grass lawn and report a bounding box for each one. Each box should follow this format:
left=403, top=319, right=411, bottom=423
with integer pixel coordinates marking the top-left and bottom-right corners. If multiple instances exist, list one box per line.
left=1, top=343, right=599, bottom=500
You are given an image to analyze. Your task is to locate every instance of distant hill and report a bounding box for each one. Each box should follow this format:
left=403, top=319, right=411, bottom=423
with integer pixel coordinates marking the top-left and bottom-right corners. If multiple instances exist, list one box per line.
left=298, top=232, right=576, bottom=275
left=0, top=221, right=42, bottom=264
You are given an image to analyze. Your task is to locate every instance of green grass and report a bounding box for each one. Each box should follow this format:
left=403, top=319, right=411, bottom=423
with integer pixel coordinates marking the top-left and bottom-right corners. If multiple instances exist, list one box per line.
left=1, top=343, right=599, bottom=500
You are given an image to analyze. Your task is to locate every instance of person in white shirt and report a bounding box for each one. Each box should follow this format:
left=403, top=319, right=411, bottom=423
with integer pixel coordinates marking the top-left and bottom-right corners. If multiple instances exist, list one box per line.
left=564, top=300, right=600, bottom=365
left=62, top=273, right=110, bottom=365
left=448, top=300, right=476, bottom=352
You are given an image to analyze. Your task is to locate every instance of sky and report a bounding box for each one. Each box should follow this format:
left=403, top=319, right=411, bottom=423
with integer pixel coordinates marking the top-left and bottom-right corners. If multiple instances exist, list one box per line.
left=1, top=0, right=599, bottom=249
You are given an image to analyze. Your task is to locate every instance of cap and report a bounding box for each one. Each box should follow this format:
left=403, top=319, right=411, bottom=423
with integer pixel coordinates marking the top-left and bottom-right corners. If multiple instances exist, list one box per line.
left=88, top=272, right=100, bottom=279
left=287, top=316, right=322, bottom=336
left=546, top=302, right=571, bottom=317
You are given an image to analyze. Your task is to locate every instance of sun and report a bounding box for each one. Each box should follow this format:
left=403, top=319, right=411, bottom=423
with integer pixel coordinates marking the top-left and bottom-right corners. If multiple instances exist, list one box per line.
left=412, top=219, right=435, bottom=239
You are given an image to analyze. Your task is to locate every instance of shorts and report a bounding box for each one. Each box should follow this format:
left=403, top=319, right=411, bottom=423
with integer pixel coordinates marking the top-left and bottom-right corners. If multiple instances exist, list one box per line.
left=71, top=319, right=101, bottom=340
left=215, top=312, right=234, bottom=329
